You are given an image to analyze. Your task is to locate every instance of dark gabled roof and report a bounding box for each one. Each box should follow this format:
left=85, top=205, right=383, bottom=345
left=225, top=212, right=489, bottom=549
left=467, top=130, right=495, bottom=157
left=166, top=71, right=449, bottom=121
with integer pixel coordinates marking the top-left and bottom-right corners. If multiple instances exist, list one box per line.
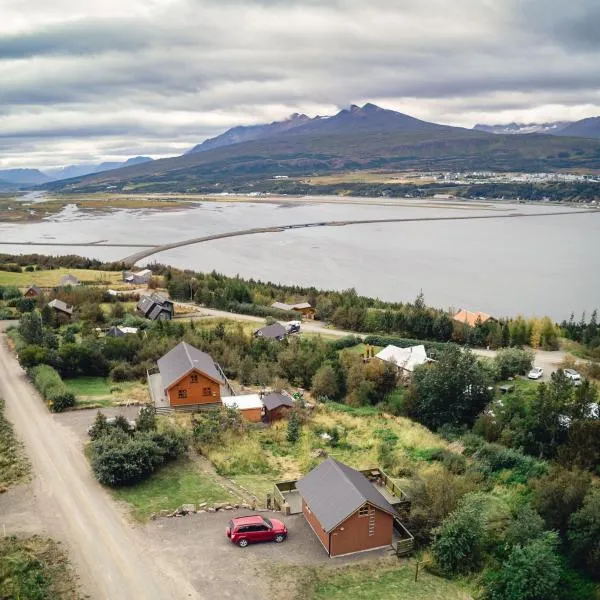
left=148, top=305, right=168, bottom=320
left=157, top=341, right=224, bottom=390
left=25, top=284, right=41, bottom=295
left=137, top=296, right=155, bottom=316
left=262, top=392, right=294, bottom=411
left=296, top=458, right=396, bottom=532
left=256, top=322, right=286, bottom=339
left=106, top=326, right=125, bottom=337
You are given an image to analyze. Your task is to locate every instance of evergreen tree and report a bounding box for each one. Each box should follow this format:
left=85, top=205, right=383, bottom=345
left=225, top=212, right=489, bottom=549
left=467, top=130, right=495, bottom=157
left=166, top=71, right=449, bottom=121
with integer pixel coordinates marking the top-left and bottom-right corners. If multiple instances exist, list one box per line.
left=286, top=410, right=301, bottom=443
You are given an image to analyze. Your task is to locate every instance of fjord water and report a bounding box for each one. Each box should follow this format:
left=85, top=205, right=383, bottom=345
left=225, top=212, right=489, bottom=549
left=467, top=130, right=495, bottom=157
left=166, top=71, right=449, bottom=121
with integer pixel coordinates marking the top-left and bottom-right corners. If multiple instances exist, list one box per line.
left=1, top=198, right=598, bottom=320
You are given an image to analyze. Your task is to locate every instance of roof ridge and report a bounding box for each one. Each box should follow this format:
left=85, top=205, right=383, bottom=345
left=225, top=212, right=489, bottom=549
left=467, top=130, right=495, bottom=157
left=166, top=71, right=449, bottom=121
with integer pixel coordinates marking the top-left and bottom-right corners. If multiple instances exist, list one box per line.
left=182, top=341, right=194, bottom=368
left=329, top=458, right=367, bottom=502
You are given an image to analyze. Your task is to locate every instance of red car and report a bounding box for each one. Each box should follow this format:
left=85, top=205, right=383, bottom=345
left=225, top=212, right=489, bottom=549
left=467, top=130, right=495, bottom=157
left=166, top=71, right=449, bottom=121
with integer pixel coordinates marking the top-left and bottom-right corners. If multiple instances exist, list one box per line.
left=226, top=515, right=287, bottom=547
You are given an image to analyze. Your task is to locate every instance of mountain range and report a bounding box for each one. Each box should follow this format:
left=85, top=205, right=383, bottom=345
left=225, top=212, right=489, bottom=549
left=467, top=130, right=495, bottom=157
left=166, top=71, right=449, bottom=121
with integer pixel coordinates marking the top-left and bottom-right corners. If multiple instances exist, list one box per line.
left=473, top=117, right=600, bottom=139
left=26, top=103, right=600, bottom=193
left=0, top=156, right=153, bottom=191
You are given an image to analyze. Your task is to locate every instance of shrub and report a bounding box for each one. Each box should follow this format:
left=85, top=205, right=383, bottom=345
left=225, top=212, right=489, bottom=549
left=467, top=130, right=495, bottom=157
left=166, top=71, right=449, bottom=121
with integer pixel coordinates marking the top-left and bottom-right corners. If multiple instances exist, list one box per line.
left=494, top=348, right=534, bottom=380
left=431, top=493, right=487, bottom=574
left=568, top=487, right=600, bottom=578
left=286, top=410, right=301, bottom=443
left=90, top=426, right=187, bottom=487
left=504, top=503, right=546, bottom=548
left=484, top=533, right=561, bottom=600
left=192, top=407, right=244, bottom=448
left=29, top=364, right=75, bottom=412
left=472, top=442, right=547, bottom=482
left=532, top=467, right=591, bottom=534
left=88, top=411, right=111, bottom=440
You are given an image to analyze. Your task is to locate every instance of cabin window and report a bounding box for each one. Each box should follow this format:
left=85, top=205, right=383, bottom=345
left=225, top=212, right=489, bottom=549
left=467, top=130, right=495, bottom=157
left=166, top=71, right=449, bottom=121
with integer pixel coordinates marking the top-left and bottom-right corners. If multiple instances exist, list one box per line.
left=190, top=374, right=198, bottom=383
left=202, top=387, right=212, bottom=397
left=358, top=506, right=369, bottom=517
left=178, top=389, right=187, bottom=399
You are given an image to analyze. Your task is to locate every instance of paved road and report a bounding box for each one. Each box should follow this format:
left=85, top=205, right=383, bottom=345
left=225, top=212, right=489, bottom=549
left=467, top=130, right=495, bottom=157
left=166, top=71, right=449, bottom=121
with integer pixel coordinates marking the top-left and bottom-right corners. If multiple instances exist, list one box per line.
left=0, top=328, right=200, bottom=600
left=181, top=305, right=569, bottom=376
left=123, top=209, right=600, bottom=265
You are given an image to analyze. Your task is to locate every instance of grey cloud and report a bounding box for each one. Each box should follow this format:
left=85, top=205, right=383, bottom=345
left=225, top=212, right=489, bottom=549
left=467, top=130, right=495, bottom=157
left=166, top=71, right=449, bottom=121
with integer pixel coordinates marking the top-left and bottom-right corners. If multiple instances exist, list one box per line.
left=0, top=0, right=599, bottom=168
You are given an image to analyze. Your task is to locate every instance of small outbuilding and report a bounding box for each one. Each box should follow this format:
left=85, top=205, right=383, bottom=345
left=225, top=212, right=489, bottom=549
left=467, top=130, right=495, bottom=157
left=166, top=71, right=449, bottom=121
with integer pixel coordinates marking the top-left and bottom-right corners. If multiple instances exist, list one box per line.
left=254, top=322, right=287, bottom=341
left=296, top=458, right=397, bottom=557
left=222, top=394, right=264, bottom=423
left=262, top=392, right=294, bottom=421
left=24, top=285, right=41, bottom=298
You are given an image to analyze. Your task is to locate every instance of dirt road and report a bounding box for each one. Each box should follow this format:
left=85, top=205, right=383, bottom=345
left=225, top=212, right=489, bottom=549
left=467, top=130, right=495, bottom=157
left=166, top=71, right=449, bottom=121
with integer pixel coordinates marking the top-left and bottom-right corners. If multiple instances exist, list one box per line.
left=0, top=329, right=200, bottom=600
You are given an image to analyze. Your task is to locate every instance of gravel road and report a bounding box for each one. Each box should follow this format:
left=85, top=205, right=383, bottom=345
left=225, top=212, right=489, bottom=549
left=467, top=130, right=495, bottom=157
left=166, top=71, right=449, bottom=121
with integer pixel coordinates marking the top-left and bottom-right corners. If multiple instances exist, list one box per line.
left=0, top=329, right=200, bottom=600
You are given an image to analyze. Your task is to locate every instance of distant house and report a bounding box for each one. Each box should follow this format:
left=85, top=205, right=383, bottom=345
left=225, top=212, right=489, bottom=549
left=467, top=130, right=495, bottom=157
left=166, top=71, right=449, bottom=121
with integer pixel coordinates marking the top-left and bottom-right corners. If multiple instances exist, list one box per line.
left=296, top=458, right=398, bottom=557
left=123, top=269, right=153, bottom=285
left=271, top=301, right=315, bottom=319
left=452, top=309, right=493, bottom=327
left=24, top=285, right=41, bottom=298
left=47, top=299, right=73, bottom=319
left=148, top=341, right=233, bottom=411
left=254, top=322, right=287, bottom=341
left=222, top=394, right=264, bottom=423
left=375, top=344, right=431, bottom=374
left=262, top=392, right=294, bottom=421
left=106, top=325, right=139, bottom=337
left=137, top=294, right=174, bottom=321
left=58, top=274, right=80, bottom=287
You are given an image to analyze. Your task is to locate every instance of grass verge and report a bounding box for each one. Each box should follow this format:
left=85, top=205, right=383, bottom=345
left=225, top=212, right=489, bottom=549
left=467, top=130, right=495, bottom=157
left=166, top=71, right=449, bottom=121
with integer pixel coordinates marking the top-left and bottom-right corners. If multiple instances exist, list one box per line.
left=273, top=559, right=473, bottom=600
left=0, top=267, right=121, bottom=287
left=0, top=398, right=30, bottom=489
left=112, top=457, right=239, bottom=521
left=0, top=535, right=81, bottom=599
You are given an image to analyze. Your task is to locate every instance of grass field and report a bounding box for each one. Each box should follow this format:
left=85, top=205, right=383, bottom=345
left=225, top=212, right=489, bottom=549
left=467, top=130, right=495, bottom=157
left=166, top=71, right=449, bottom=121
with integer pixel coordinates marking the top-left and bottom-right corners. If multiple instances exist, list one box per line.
left=0, top=267, right=121, bottom=288
left=287, top=560, right=472, bottom=600
left=0, top=535, right=81, bottom=600
left=0, top=398, right=30, bottom=489
left=112, top=458, right=238, bottom=521
left=64, top=377, right=149, bottom=408
left=204, top=403, right=446, bottom=498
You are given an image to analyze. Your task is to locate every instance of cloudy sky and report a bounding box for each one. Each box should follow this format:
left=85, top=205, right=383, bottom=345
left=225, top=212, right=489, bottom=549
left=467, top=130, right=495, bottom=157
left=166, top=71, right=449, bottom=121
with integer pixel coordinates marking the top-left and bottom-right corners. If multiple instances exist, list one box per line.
left=1, top=0, right=599, bottom=169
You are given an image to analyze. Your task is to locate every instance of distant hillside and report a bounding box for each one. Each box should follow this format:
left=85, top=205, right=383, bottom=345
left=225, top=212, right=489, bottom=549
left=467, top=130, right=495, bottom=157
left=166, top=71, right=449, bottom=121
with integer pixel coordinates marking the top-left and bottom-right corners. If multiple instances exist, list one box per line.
left=474, top=122, right=571, bottom=135
left=188, top=113, right=313, bottom=153
left=554, top=117, right=600, bottom=139
left=0, top=168, right=53, bottom=188
left=42, top=103, right=600, bottom=193
left=44, top=156, right=153, bottom=181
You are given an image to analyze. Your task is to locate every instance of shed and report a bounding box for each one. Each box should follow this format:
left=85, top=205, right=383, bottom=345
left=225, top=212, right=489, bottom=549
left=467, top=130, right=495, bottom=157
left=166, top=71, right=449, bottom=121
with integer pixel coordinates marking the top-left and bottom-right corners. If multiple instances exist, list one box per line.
left=262, top=392, right=294, bottom=421
left=24, top=285, right=41, bottom=298
left=222, top=394, right=264, bottom=423
left=47, top=298, right=73, bottom=317
left=296, top=458, right=397, bottom=557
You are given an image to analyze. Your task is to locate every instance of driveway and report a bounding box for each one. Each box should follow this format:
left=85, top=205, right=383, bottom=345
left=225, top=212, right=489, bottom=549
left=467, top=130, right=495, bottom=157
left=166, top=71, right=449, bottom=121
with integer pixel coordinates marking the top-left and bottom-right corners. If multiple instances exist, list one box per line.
left=0, top=330, right=199, bottom=600
left=143, top=510, right=396, bottom=600
left=55, top=405, right=141, bottom=441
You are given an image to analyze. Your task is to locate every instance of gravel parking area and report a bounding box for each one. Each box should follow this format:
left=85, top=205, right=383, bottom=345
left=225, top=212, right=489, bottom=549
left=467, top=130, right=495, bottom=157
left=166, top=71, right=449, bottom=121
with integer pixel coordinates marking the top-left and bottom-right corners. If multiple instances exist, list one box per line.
left=54, top=406, right=141, bottom=440
left=142, top=509, right=396, bottom=600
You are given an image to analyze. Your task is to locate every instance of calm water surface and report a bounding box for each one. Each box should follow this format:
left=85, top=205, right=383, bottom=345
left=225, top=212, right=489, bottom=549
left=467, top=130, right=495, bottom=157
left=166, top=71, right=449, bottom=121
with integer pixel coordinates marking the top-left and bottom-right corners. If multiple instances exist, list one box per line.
left=1, top=198, right=598, bottom=320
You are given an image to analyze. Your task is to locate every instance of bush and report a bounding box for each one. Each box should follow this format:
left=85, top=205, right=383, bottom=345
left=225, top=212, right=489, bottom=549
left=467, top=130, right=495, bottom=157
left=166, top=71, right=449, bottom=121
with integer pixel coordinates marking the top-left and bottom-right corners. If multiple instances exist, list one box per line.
left=286, top=410, right=301, bottom=443
left=431, top=493, right=487, bottom=574
left=473, top=443, right=547, bottom=481
left=90, top=426, right=187, bottom=487
left=494, top=348, right=535, bottom=380
left=227, top=302, right=299, bottom=321
left=192, top=407, right=244, bottom=448
left=29, top=364, right=75, bottom=412
left=568, top=487, right=600, bottom=578
left=484, top=533, right=561, bottom=600
left=532, top=467, right=591, bottom=534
